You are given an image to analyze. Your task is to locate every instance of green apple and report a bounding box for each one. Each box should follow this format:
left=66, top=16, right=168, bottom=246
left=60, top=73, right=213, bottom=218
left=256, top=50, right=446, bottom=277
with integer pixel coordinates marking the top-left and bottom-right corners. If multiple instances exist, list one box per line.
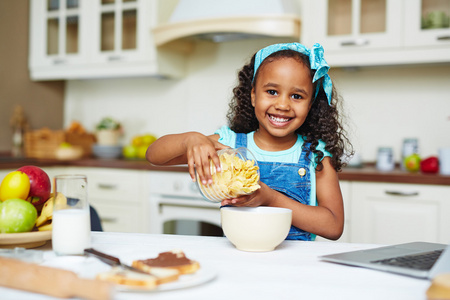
left=404, top=154, right=421, bottom=172
left=123, top=144, right=138, bottom=159
left=0, top=198, right=37, bottom=233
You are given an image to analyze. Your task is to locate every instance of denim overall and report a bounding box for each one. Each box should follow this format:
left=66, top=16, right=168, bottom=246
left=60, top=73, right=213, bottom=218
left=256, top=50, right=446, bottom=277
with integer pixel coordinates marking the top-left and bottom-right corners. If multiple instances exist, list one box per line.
left=235, top=133, right=313, bottom=241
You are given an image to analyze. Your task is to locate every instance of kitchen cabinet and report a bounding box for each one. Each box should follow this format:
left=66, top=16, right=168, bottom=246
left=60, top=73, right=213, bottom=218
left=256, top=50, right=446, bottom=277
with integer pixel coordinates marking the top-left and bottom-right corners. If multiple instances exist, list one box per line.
left=404, top=0, right=450, bottom=47
left=28, top=0, right=88, bottom=74
left=29, top=0, right=184, bottom=80
left=304, top=0, right=402, bottom=52
left=77, top=167, right=149, bottom=233
left=350, top=182, right=450, bottom=245
left=301, top=0, right=450, bottom=66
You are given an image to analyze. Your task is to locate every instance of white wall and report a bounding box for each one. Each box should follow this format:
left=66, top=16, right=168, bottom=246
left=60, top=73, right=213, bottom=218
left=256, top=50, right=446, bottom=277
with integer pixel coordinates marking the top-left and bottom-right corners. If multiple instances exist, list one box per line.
left=65, top=39, right=450, bottom=163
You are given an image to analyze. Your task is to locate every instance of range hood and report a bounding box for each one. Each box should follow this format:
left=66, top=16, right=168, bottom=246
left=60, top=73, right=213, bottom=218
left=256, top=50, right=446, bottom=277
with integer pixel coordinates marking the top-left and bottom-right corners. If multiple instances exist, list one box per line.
left=153, top=0, right=301, bottom=46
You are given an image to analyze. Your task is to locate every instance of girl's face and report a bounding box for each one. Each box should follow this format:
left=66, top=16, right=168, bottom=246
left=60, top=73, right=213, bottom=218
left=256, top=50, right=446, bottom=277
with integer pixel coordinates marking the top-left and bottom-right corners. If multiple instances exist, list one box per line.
left=251, top=57, right=313, bottom=144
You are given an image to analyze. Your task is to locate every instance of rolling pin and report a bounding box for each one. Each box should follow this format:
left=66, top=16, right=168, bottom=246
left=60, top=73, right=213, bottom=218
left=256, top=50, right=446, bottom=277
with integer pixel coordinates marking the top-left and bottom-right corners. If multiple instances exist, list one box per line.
left=0, top=257, right=112, bottom=300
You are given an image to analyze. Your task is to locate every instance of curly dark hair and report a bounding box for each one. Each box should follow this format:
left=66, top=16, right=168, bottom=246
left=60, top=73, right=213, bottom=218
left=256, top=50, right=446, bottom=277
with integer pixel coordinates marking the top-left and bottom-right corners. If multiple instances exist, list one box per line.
left=226, top=50, right=353, bottom=172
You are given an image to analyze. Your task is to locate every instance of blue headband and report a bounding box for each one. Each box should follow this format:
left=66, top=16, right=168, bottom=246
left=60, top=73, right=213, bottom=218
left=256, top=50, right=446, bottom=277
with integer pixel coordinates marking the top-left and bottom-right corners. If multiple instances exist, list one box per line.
left=253, top=43, right=332, bottom=105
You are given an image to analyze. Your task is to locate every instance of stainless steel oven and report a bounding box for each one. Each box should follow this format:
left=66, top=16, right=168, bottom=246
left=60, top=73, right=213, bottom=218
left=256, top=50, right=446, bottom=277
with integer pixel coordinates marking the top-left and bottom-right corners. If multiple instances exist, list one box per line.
left=148, top=171, right=222, bottom=236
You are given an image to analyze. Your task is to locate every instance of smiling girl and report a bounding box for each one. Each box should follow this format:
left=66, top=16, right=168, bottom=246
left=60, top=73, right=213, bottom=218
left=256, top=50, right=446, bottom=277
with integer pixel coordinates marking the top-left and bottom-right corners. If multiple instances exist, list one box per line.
left=147, top=43, right=353, bottom=241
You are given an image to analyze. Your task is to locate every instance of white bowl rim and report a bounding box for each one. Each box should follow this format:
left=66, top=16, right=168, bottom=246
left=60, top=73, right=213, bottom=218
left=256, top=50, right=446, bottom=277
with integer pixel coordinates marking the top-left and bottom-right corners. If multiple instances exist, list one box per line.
left=221, top=206, right=292, bottom=214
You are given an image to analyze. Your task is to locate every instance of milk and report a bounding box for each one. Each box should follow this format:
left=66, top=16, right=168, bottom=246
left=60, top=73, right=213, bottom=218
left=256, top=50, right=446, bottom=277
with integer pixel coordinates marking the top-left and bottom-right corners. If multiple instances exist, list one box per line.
left=52, top=209, right=91, bottom=255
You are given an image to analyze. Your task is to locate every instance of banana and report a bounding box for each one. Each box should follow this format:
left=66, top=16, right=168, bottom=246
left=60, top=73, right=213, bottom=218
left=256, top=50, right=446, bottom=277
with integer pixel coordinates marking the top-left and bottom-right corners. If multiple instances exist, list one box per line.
left=35, top=193, right=67, bottom=227
left=37, top=222, right=52, bottom=231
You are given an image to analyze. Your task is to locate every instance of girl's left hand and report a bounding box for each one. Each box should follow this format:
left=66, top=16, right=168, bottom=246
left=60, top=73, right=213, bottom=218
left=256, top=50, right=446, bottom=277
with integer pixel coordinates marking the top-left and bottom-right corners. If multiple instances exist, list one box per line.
left=221, top=182, right=271, bottom=207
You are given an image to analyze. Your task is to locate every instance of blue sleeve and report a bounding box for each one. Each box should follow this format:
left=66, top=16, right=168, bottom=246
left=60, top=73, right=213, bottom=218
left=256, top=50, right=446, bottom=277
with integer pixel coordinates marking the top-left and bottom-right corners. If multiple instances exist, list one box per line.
left=214, top=125, right=236, bottom=148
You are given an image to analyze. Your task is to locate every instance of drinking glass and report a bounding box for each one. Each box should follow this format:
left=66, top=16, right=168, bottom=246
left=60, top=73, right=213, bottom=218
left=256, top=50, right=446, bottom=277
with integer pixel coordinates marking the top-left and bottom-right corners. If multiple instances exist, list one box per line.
left=52, top=175, right=91, bottom=255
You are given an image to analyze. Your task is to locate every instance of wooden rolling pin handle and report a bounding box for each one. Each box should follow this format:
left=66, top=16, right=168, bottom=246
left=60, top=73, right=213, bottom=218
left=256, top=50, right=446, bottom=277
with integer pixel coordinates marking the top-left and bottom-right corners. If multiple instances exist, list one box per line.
left=0, top=257, right=112, bottom=300
left=71, top=277, right=113, bottom=300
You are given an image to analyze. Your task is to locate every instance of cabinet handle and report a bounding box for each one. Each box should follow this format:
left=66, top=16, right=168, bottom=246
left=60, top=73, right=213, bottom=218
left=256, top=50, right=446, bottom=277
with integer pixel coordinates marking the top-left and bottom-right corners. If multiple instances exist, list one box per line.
left=97, top=183, right=118, bottom=190
left=341, top=39, right=369, bottom=47
left=437, top=36, right=450, bottom=41
left=385, top=190, right=419, bottom=197
left=108, top=55, right=123, bottom=61
left=53, top=58, right=66, bottom=65
left=100, top=217, right=118, bottom=223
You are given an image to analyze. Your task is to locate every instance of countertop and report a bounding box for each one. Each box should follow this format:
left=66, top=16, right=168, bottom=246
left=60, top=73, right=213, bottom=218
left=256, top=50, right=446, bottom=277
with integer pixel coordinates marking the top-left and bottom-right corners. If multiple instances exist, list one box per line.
left=0, top=232, right=431, bottom=300
left=1, top=156, right=450, bottom=186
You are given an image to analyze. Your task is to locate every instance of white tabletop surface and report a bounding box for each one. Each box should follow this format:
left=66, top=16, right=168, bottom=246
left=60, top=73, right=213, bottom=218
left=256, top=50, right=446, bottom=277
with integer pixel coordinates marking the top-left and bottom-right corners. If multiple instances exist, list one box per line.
left=1, top=232, right=430, bottom=300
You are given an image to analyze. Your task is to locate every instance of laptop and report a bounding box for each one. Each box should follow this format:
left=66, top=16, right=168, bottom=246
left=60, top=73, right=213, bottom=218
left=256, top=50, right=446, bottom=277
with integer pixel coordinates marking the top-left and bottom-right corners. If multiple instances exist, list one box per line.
left=320, top=242, right=450, bottom=279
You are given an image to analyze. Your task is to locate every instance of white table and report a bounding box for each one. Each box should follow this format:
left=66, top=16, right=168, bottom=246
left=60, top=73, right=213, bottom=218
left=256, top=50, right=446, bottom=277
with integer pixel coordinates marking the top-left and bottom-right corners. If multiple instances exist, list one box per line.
left=1, top=232, right=430, bottom=300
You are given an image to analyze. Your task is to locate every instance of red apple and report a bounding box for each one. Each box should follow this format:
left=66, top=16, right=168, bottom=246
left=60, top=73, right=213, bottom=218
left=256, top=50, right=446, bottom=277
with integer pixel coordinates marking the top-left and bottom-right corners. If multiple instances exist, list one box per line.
left=420, top=156, right=439, bottom=174
left=17, top=165, right=51, bottom=206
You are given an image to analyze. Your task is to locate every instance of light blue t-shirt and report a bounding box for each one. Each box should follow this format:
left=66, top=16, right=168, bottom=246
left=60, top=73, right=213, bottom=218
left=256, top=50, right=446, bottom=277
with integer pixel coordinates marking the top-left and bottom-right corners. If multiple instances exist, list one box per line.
left=214, top=125, right=331, bottom=206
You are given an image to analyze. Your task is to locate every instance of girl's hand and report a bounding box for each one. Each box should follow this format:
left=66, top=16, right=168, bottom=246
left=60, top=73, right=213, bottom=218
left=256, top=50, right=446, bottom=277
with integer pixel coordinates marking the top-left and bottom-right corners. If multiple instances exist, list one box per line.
left=221, top=182, right=271, bottom=207
left=185, top=134, right=228, bottom=185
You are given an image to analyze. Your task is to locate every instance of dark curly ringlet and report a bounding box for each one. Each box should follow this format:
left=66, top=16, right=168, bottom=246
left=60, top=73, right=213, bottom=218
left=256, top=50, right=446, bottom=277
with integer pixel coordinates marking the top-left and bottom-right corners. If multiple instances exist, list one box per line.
left=226, top=50, right=353, bottom=172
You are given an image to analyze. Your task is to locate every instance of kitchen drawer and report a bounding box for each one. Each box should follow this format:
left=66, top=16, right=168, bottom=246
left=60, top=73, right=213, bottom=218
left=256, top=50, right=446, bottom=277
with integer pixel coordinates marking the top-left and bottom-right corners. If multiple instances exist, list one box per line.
left=91, top=202, right=143, bottom=233
left=86, top=168, right=145, bottom=203
left=353, top=183, right=450, bottom=199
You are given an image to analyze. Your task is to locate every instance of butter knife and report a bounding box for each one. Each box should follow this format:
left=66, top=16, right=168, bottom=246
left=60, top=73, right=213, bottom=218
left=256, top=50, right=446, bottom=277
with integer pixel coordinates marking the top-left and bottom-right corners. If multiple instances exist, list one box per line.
left=84, top=248, right=148, bottom=274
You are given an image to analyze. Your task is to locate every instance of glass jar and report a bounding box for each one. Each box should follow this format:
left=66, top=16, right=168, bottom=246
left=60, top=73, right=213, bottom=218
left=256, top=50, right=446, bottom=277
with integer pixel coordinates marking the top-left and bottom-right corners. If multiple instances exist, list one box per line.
left=196, top=147, right=260, bottom=203
left=401, top=138, right=419, bottom=170
left=376, top=147, right=394, bottom=172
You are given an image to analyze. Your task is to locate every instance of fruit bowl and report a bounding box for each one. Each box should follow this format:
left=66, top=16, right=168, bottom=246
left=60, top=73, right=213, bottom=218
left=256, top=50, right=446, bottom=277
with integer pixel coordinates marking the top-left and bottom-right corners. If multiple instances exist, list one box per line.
left=0, top=231, right=52, bottom=249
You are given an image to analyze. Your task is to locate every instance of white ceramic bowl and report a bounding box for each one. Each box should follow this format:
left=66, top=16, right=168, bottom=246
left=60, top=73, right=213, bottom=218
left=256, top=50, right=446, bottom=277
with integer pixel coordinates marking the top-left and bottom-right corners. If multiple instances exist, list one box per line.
left=92, top=144, right=123, bottom=159
left=221, top=206, right=292, bottom=252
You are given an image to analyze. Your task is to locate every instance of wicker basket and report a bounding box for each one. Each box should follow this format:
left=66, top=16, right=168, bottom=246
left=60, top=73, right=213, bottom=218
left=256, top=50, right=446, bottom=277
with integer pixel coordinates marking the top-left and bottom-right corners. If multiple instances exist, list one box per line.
left=24, top=128, right=96, bottom=159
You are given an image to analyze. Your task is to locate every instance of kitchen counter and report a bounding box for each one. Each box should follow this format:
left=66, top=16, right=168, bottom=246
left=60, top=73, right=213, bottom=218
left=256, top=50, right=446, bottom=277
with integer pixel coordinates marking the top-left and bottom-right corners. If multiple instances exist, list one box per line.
left=0, top=232, right=431, bottom=300
left=1, top=156, right=450, bottom=186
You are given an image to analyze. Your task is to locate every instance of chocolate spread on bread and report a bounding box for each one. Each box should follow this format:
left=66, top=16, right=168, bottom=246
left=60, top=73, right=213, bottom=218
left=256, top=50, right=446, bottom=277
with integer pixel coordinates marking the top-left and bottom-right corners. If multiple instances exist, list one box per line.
left=140, top=251, right=191, bottom=267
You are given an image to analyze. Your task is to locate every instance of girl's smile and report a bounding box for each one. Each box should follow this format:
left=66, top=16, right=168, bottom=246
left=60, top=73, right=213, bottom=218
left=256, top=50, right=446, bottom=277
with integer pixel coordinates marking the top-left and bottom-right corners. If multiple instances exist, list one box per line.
left=251, top=57, right=313, bottom=150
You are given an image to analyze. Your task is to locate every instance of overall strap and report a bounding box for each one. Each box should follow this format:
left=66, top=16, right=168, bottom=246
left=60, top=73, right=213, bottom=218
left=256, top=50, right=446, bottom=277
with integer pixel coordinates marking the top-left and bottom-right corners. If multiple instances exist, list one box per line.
left=299, top=142, right=312, bottom=163
left=235, top=133, right=248, bottom=148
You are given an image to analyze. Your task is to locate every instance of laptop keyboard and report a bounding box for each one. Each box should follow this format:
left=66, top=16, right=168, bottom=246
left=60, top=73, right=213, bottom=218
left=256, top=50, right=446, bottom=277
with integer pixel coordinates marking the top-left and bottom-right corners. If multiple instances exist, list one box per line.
left=371, top=249, right=444, bottom=270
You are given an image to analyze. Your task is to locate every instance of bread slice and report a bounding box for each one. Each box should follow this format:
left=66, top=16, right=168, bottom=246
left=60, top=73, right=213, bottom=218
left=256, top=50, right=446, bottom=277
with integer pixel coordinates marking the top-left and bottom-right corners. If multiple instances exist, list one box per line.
left=96, top=267, right=158, bottom=289
left=132, top=250, right=200, bottom=276
left=427, top=273, right=450, bottom=300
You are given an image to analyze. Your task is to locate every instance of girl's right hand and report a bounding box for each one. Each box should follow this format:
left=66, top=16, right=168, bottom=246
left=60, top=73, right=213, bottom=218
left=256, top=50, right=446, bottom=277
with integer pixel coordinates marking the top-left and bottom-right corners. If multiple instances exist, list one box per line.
left=184, top=133, right=228, bottom=185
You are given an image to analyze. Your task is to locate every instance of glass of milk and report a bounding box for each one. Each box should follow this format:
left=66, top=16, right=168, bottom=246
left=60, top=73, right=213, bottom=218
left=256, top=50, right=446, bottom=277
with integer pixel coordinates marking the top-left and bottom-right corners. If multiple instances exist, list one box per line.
left=52, top=175, right=91, bottom=255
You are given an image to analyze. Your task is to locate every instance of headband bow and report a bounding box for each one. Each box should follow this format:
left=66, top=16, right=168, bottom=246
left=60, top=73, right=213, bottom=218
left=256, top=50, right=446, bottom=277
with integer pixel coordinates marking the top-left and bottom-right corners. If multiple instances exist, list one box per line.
left=253, top=43, right=332, bottom=105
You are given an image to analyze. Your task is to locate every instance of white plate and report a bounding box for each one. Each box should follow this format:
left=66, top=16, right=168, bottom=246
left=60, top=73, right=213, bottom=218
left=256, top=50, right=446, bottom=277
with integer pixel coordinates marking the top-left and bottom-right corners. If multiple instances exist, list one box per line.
left=115, top=267, right=217, bottom=292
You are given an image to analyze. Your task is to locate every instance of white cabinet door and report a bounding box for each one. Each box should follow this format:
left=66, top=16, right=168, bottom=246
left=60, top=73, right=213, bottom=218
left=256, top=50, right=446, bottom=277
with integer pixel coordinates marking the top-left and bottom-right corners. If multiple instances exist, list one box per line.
left=404, top=0, right=450, bottom=47
left=304, top=0, right=402, bottom=52
left=90, top=0, right=153, bottom=64
left=29, top=0, right=184, bottom=80
left=90, top=201, right=143, bottom=233
left=71, top=167, right=148, bottom=233
left=350, top=182, right=450, bottom=244
left=29, top=0, right=90, bottom=79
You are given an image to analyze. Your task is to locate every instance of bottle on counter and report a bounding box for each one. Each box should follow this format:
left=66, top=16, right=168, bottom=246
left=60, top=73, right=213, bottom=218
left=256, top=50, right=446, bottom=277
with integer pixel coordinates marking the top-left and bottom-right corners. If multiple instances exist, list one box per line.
left=9, top=105, right=29, bottom=158
left=376, top=147, right=394, bottom=172
left=401, top=138, right=419, bottom=170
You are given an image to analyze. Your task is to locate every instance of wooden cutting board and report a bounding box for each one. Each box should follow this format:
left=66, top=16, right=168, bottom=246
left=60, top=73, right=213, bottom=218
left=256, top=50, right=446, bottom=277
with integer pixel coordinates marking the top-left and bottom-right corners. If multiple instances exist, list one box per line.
left=0, top=257, right=112, bottom=300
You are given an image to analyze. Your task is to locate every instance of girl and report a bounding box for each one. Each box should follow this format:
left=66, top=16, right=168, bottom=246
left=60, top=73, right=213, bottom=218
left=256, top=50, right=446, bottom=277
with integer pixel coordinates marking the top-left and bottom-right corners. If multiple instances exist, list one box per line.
left=147, top=42, right=352, bottom=241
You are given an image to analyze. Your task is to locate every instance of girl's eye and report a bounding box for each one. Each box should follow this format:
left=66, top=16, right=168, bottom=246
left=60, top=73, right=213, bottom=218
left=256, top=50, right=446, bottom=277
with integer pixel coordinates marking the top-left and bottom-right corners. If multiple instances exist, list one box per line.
left=267, top=90, right=277, bottom=96
left=291, top=94, right=302, bottom=100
